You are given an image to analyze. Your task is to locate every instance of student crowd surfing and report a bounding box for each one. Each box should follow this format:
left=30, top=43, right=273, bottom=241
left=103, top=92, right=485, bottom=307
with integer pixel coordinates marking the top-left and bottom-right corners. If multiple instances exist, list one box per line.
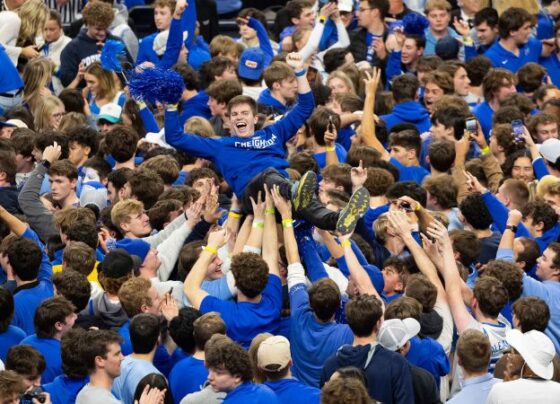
left=4, top=0, right=560, bottom=402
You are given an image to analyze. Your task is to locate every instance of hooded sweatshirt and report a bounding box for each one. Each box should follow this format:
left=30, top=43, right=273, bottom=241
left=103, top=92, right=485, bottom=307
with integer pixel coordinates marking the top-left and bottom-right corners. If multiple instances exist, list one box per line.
left=110, top=4, right=139, bottom=61
left=321, top=344, right=414, bottom=404
left=380, top=101, right=431, bottom=134
left=84, top=293, right=128, bottom=331
left=257, top=88, right=289, bottom=115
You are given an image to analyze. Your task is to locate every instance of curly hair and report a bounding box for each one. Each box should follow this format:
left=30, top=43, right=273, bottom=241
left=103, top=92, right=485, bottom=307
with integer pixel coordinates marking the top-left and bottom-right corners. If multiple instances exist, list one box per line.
left=82, top=1, right=114, bottom=28
left=204, top=334, right=253, bottom=382
left=321, top=377, right=371, bottom=404
left=483, top=260, right=523, bottom=302
left=230, top=253, right=269, bottom=298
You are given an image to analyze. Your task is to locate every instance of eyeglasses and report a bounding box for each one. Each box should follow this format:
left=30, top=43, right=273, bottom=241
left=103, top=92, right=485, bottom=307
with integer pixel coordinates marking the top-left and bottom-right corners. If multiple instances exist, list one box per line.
left=52, top=112, right=66, bottom=119
left=358, top=7, right=373, bottom=12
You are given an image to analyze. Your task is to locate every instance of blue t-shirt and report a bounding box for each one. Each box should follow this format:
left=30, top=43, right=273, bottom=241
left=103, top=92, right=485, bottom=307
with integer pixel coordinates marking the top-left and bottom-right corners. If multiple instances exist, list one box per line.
left=42, top=375, right=88, bottom=404
left=313, top=144, right=347, bottom=169
left=484, top=37, right=542, bottom=73
left=200, top=274, right=283, bottom=349
left=113, top=356, right=161, bottom=404
left=0, top=325, right=25, bottom=362
left=541, top=53, right=560, bottom=88
left=405, top=336, right=450, bottom=387
left=20, top=335, right=62, bottom=384
left=224, top=382, right=278, bottom=404
left=472, top=101, right=494, bottom=140
left=289, top=283, right=353, bottom=387
left=389, top=157, right=429, bottom=185
left=264, top=378, right=320, bottom=404
left=13, top=282, right=55, bottom=336
left=169, top=356, right=208, bottom=404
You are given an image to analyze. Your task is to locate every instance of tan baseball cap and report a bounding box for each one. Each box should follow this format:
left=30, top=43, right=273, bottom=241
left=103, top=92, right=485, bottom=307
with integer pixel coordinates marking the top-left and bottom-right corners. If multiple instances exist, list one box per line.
left=257, top=336, right=291, bottom=372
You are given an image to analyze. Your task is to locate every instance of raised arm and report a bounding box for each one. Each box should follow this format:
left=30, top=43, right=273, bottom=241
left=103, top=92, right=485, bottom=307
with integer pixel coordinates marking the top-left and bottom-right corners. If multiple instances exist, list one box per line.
left=246, top=16, right=274, bottom=66
left=158, top=0, right=187, bottom=70
left=497, top=209, right=522, bottom=262
left=184, top=229, right=226, bottom=309
left=361, top=68, right=388, bottom=159
left=0, top=205, right=26, bottom=236
left=262, top=185, right=279, bottom=277
left=244, top=192, right=264, bottom=253
left=298, top=2, right=335, bottom=61
left=339, top=232, right=380, bottom=301
left=233, top=215, right=253, bottom=255
left=427, top=219, right=474, bottom=333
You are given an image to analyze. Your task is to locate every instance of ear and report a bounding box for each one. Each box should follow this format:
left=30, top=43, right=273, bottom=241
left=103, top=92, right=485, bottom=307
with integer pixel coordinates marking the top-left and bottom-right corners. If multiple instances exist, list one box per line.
left=272, top=81, right=281, bottom=91
left=70, top=178, right=78, bottom=190
left=0, top=171, right=6, bottom=181
left=120, top=221, right=130, bottom=233
left=290, top=17, right=300, bottom=26
left=84, top=146, right=91, bottom=157
left=94, top=355, right=105, bottom=369
left=54, top=321, right=64, bottom=332
left=406, top=148, right=416, bottom=161
left=140, top=303, right=150, bottom=313
left=535, top=220, right=545, bottom=233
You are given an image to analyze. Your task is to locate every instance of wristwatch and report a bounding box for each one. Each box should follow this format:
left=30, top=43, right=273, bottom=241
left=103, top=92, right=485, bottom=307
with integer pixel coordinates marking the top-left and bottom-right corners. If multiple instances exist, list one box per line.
left=506, top=224, right=518, bottom=233
left=41, top=159, right=51, bottom=169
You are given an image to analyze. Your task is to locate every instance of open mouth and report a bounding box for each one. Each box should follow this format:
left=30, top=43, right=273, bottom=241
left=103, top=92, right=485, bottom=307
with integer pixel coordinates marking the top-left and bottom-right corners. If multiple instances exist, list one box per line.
left=235, top=122, right=247, bottom=130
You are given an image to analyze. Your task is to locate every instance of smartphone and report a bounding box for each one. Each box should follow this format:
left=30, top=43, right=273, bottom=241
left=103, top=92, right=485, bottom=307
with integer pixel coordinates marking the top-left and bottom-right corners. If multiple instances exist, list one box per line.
left=465, top=118, right=477, bottom=136
left=512, top=119, right=524, bottom=142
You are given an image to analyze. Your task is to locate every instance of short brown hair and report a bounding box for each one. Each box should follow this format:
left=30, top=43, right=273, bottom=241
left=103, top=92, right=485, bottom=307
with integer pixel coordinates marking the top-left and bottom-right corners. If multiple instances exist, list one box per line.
left=209, top=35, right=242, bottom=59
left=34, top=297, right=76, bottom=338
left=483, top=68, right=516, bottom=102
left=105, top=126, right=139, bottom=163
left=309, top=278, right=341, bottom=322
left=517, top=63, right=547, bottom=93
left=227, top=95, right=257, bottom=116
left=111, top=199, right=144, bottom=233
left=52, top=269, right=91, bottom=312
left=500, top=179, right=529, bottom=209
left=450, top=230, right=481, bottom=267
left=0, top=150, right=16, bottom=183
left=334, top=93, right=363, bottom=112
left=528, top=112, right=559, bottom=139
left=0, top=370, right=26, bottom=399
left=184, top=117, right=215, bottom=138
left=345, top=294, right=383, bottom=337
left=204, top=334, right=253, bottom=382
left=425, top=0, right=451, bottom=13
left=82, top=1, right=114, bottom=28
left=230, top=253, right=269, bottom=298
left=321, top=376, right=371, bottom=404
left=140, top=155, right=180, bottom=186
left=5, top=345, right=45, bottom=381
left=263, top=62, right=296, bottom=89
left=128, top=168, right=165, bottom=209
left=512, top=296, right=550, bottom=332
left=49, top=159, right=78, bottom=181
left=118, top=277, right=153, bottom=318
left=423, top=175, right=458, bottom=209
left=473, top=276, right=508, bottom=318
left=206, top=80, right=243, bottom=105
left=154, top=0, right=176, bottom=10
left=193, top=312, right=226, bottom=351
left=428, top=139, right=455, bottom=172
left=321, top=164, right=352, bottom=194
left=54, top=207, right=96, bottom=234
left=405, top=274, right=437, bottom=312
left=423, top=70, right=454, bottom=94
left=63, top=241, right=96, bottom=276
left=148, top=199, right=183, bottom=231
left=483, top=260, right=523, bottom=302
left=457, top=329, right=491, bottom=373
left=384, top=296, right=422, bottom=322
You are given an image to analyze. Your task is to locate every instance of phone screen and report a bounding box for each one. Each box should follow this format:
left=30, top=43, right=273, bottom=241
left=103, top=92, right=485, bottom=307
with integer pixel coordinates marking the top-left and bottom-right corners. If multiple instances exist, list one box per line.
left=465, top=119, right=477, bottom=135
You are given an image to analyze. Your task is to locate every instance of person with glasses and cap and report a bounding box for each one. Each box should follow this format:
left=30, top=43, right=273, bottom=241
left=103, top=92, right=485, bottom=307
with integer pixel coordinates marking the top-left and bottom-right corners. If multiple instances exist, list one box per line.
left=486, top=329, right=560, bottom=403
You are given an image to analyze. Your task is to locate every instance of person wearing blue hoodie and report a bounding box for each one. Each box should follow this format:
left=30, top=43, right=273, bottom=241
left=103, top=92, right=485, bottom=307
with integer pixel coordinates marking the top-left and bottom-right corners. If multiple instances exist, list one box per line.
left=257, top=61, right=299, bottom=116
left=59, top=2, right=132, bottom=88
left=42, top=328, right=89, bottom=404
left=321, top=294, right=414, bottom=403
left=0, top=44, right=24, bottom=115
left=380, top=75, right=431, bottom=134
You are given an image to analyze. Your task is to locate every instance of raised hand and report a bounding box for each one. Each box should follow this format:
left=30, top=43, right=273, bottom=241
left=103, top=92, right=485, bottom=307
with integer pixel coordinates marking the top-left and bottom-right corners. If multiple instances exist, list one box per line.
left=250, top=191, right=265, bottom=220
left=363, top=67, right=381, bottom=96
left=207, top=228, right=227, bottom=249
left=319, top=1, right=337, bottom=18
left=185, top=201, right=203, bottom=227
left=286, top=52, right=304, bottom=71
left=271, top=184, right=292, bottom=219
left=426, top=219, right=452, bottom=250
left=452, top=17, right=470, bottom=37
left=463, top=169, right=487, bottom=194
left=351, top=160, right=367, bottom=190
left=43, top=141, right=62, bottom=164
left=174, top=0, right=187, bottom=18
left=136, top=385, right=166, bottom=404
left=388, top=210, right=412, bottom=238
left=507, top=209, right=523, bottom=226
left=324, top=121, right=337, bottom=149
left=161, top=292, right=179, bottom=322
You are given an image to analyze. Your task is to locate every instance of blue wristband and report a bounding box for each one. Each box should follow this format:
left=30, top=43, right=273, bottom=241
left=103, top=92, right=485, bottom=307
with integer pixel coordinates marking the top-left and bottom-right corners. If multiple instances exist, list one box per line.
left=295, top=69, right=307, bottom=77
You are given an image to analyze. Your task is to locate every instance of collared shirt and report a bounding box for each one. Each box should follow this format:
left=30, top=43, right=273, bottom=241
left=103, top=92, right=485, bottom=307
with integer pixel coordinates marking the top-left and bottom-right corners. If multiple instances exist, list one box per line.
left=447, top=373, right=501, bottom=404
left=484, top=37, right=542, bottom=73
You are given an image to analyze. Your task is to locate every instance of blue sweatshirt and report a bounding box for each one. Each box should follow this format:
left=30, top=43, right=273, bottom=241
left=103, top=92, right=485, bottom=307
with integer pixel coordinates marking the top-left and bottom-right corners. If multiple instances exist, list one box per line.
left=541, top=53, right=560, bottom=88
left=224, top=382, right=278, bottom=404
left=20, top=335, right=62, bottom=384
left=165, top=91, right=315, bottom=198
left=257, top=89, right=289, bottom=115
left=136, top=33, right=159, bottom=66
left=42, top=375, right=88, bottom=404
left=484, top=37, right=542, bottom=73
left=0, top=325, right=25, bottom=362
left=380, top=101, right=431, bottom=134
left=472, top=101, right=494, bottom=140
left=264, top=378, right=320, bottom=403
left=0, top=44, right=23, bottom=94
left=169, top=356, right=207, bottom=404
left=180, top=91, right=212, bottom=125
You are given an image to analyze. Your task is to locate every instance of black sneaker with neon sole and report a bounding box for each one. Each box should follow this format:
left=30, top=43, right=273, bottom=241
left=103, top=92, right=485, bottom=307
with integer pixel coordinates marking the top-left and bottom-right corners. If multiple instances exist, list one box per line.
left=292, top=171, right=317, bottom=211
left=336, top=187, right=370, bottom=235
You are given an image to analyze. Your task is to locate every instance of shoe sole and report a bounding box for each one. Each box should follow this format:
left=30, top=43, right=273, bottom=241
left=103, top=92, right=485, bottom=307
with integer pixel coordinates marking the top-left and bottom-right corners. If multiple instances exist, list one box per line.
left=293, top=171, right=317, bottom=211
left=336, top=187, right=370, bottom=235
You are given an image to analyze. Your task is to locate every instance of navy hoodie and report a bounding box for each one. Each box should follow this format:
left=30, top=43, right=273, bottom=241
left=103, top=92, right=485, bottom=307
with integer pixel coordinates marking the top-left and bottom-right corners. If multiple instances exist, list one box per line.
left=59, top=30, right=132, bottom=87
left=321, top=344, right=414, bottom=404
left=380, top=101, right=431, bottom=134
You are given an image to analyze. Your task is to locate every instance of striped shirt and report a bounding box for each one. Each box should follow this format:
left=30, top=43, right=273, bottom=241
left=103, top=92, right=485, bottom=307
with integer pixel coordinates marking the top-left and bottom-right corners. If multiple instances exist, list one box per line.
left=45, top=0, right=84, bottom=24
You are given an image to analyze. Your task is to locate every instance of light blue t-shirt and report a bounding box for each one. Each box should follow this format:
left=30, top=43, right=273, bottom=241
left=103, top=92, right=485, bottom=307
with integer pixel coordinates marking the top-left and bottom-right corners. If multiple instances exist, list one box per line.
left=447, top=373, right=501, bottom=404
left=112, top=356, right=161, bottom=404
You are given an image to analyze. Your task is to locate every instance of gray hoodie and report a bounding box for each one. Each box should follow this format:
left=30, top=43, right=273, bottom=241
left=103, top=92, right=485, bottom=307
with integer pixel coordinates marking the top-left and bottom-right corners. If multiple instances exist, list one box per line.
left=110, top=4, right=139, bottom=61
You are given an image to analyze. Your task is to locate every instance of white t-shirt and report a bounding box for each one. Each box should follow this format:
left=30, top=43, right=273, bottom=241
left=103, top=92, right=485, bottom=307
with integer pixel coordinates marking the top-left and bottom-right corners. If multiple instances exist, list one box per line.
left=486, top=378, right=560, bottom=404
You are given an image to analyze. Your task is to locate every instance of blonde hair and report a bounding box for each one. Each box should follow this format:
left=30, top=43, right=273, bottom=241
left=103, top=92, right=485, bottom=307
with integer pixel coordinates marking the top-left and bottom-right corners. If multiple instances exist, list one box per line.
left=111, top=199, right=144, bottom=231
left=85, top=62, right=120, bottom=101
left=59, top=112, right=87, bottom=131
left=23, top=58, right=54, bottom=110
left=184, top=117, right=215, bottom=138
left=17, top=0, right=49, bottom=47
left=34, top=95, right=65, bottom=131
left=373, top=213, right=390, bottom=243
left=327, top=70, right=356, bottom=95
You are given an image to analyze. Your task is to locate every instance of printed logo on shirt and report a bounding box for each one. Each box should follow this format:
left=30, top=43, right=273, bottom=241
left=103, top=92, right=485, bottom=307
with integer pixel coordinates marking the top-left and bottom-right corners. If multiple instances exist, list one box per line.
left=80, top=54, right=101, bottom=68
left=234, top=134, right=278, bottom=149
left=501, top=60, right=508, bottom=65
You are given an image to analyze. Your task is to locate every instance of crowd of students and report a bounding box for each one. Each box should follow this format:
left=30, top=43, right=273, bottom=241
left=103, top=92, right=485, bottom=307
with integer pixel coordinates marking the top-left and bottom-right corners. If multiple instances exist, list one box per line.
left=2, top=0, right=560, bottom=402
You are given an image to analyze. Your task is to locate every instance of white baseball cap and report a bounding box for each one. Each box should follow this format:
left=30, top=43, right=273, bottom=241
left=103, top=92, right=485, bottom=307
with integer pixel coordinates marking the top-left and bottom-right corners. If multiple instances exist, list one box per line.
left=378, top=318, right=421, bottom=351
left=98, top=103, right=122, bottom=124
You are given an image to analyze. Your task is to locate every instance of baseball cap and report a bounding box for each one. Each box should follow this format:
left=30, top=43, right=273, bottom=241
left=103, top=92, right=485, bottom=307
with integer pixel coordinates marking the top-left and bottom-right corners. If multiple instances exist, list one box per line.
left=338, top=0, right=353, bottom=12
left=435, top=36, right=460, bottom=61
left=238, top=48, right=265, bottom=81
left=0, top=119, right=28, bottom=128
left=257, top=335, right=291, bottom=371
left=378, top=318, right=421, bottom=351
left=539, top=138, right=560, bottom=164
left=99, top=249, right=140, bottom=278
left=115, top=238, right=150, bottom=263
left=506, top=329, right=556, bottom=380
left=98, top=103, right=122, bottom=124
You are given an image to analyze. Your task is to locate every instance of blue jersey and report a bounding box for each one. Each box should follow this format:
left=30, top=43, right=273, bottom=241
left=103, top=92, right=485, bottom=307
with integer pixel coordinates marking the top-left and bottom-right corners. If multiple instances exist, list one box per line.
left=484, top=37, right=542, bottom=73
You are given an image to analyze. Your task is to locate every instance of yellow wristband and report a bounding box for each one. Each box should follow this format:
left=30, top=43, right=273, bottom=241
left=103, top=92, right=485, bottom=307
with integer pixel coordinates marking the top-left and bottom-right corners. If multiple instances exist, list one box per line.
left=137, top=100, right=147, bottom=109
left=252, top=220, right=264, bottom=229
left=203, top=245, right=217, bottom=255
left=340, top=240, right=351, bottom=248
left=282, top=218, right=294, bottom=228
left=265, top=208, right=276, bottom=215
left=480, top=146, right=490, bottom=155
left=228, top=211, right=241, bottom=219
left=326, top=146, right=335, bottom=152
left=318, top=15, right=327, bottom=23
left=166, top=104, right=178, bottom=112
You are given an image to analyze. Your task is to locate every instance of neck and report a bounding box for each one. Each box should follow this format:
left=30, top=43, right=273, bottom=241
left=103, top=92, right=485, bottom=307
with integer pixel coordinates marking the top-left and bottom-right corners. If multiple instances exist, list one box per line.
left=470, top=85, right=483, bottom=98
left=237, top=292, right=262, bottom=304
left=131, top=350, right=156, bottom=363
left=369, top=195, right=388, bottom=208
left=114, top=160, right=135, bottom=170
left=270, top=89, right=287, bottom=106
left=0, top=180, right=10, bottom=187
left=4, top=0, right=19, bottom=10
left=89, top=370, right=114, bottom=391
left=475, top=310, right=499, bottom=325
left=462, top=369, right=488, bottom=380
left=473, top=228, right=493, bottom=238
left=243, top=36, right=259, bottom=48
left=60, top=192, right=79, bottom=208
left=430, top=27, right=448, bottom=39
left=353, top=334, right=377, bottom=346
left=499, top=37, right=519, bottom=53
left=182, top=89, right=198, bottom=101
left=367, top=20, right=385, bottom=35
left=193, top=349, right=205, bottom=360
left=16, top=278, right=37, bottom=288
left=386, top=236, right=405, bottom=256
left=430, top=168, right=446, bottom=176
left=488, top=98, right=500, bottom=111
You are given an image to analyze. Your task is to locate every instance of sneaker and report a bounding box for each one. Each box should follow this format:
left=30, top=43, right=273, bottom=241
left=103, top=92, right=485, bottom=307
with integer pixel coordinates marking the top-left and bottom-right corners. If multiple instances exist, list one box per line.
left=336, top=187, right=370, bottom=235
left=292, top=171, right=317, bottom=211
